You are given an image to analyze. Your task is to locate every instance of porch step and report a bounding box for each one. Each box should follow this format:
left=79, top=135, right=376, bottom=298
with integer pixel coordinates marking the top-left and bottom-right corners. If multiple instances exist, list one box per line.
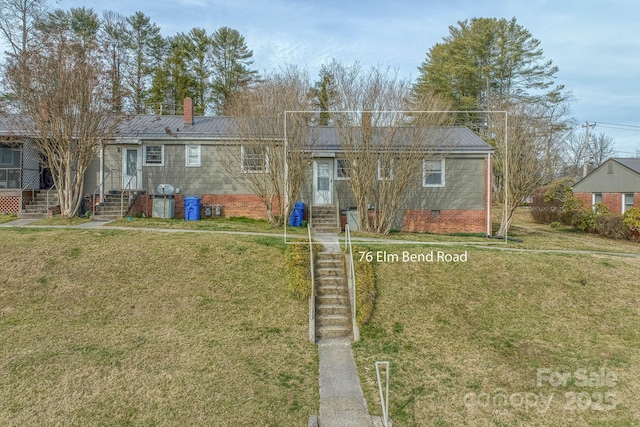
left=93, top=190, right=142, bottom=218
left=311, top=205, right=339, bottom=232
left=20, top=190, right=59, bottom=218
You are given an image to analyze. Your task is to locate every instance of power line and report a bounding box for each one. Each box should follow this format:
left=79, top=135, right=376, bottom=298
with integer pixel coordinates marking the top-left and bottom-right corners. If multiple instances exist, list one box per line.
left=591, top=121, right=640, bottom=132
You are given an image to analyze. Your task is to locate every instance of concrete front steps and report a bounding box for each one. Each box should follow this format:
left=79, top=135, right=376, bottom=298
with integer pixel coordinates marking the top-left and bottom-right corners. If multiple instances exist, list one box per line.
left=19, top=190, right=59, bottom=218
left=93, top=190, right=140, bottom=220
left=315, top=249, right=352, bottom=340
left=311, top=205, right=340, bottom=232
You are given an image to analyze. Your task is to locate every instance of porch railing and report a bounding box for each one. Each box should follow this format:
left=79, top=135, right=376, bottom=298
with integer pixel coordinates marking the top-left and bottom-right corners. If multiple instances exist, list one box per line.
left=93, top=168, right=119, bottom=213
left=344, top=224, right=359, bottom=342
left=308, top=223, right=316, bottom=343
left=120, top=169, right=141, bottom=217
left=19, top=169, right=43, bottom=212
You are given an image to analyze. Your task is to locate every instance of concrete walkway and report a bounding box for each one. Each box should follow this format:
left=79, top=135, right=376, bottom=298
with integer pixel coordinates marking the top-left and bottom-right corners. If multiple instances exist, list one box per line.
left=317, top=338, right=376, bottom=427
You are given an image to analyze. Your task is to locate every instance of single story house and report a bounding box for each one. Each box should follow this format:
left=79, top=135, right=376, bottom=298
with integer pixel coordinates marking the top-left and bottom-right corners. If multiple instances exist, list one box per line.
left=1, top=99, right=494, bottom=234
left=572, top=157, right=640, bottom=214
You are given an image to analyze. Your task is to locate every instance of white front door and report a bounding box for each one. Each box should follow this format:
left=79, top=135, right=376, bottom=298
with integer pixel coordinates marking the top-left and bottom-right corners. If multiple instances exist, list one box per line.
left=313, top=159, right=333, bottom=205
left=123, top=147, right=142, bottom=189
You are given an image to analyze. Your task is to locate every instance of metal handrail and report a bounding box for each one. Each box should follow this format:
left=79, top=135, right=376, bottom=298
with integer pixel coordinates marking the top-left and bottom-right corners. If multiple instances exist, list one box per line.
left=345, top=225, right=359, bottom=341
left=376, top=361, right=390, bottom=427
left=19, top=169, right=43, bottom=212
left=93, top=168, right=119, bottom=212
left=120, top=169, right=140, bottom=216
left=46, top=185, right=57, bottom=212
left=333, top=178, right=340, bottom=231
left=308, top=223, right=316, bottom=343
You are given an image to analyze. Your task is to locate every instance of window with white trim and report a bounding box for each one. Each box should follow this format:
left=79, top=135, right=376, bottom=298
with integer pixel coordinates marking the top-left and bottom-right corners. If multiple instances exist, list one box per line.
left=0, top=145, right=21, bottom=189
left=144, top=145, right=164, bottom=166
left=335, top=158, right=351, bottom=179
left=623, top=193, right=634, bottom=213
left=377, top=158, right=393, bottom=181
left=185, top=145, right=201, bottom=167
left=423, top=159, right=445, bottom=187
left=592, top=193, right=602, bottom=205
left=241, top=145, right=268, bottom=173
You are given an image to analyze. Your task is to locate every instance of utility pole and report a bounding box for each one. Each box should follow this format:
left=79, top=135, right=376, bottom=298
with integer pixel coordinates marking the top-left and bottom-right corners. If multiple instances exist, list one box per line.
left=582, top=122, right=596, bottom=177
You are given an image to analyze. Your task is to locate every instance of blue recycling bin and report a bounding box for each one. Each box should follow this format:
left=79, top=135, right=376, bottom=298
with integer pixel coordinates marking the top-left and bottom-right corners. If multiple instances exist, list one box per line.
left=289, top=202, right=305, bottom=227
left=184, top=196, right=201, bottom=221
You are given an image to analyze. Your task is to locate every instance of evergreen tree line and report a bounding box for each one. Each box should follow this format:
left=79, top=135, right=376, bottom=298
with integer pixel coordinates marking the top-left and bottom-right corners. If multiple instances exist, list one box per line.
left=0, top=3, right=258, bottom=115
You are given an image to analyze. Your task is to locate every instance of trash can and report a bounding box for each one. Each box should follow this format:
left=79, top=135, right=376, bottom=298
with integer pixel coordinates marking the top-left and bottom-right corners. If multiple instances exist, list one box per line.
left=152, top=195, right=175, bottom=219
left=289, top=202, right=305, bottom=227
left=347, top=208, right=359, bottom=232
left=184, top=196, right=201, bottom=221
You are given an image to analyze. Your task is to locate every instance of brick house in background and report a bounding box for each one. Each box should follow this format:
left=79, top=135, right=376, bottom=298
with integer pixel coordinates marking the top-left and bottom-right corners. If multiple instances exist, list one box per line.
left=1, top=98, right=494, bottom=235
left=572, top=157, right=640, bottom=214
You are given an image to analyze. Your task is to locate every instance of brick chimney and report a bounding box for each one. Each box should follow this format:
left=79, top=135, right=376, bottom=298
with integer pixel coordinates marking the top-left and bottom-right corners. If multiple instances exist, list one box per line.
left=183, top=97, right=194, bottom=125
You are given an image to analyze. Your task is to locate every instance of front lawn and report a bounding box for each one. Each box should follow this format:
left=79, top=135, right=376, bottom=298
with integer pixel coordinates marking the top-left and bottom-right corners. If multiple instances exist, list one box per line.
left=0, top=228, right=317, bottom=425
left=352, top=243, right=640, bottom=425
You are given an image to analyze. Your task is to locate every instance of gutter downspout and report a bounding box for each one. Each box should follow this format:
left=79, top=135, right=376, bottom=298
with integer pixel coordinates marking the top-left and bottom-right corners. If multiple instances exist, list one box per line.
left=486, top=152, right=492, bottom=236
left=99, top=143, right=104, bottom=203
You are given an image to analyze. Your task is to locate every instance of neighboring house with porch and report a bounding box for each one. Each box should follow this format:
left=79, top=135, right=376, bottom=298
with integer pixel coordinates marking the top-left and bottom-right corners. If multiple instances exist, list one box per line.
left=1, top=99, right=494, bottom=235
left=573, top=157, right=640, bottom=214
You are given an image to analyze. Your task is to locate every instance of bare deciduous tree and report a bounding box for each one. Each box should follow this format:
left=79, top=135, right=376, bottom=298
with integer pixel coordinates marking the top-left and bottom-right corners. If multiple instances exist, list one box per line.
left=490, top=102, right=549, bottom=236
left=5, top=14, right=121, bottom=217
left=0, top=0, right=51, bottom=56
left=322, top=61, right=454, bottom=234
left=221, top=66, right=314, bottom=226
left=589, top=131, right=616, bottom=168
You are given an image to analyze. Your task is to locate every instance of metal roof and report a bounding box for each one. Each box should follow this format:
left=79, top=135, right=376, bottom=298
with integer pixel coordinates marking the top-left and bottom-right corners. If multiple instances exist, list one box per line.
left=613, top=157, right=640, bottom=174
left=0, top=113, right=493, bottom=153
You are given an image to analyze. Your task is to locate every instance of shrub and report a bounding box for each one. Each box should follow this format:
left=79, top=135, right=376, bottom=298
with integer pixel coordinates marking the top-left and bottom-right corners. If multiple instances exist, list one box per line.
left=623, top=207, right=640, bottom=241
left=353, top=246, right=377, bottom=327
left=285, top=243, right=315, bottom=300
left=530, top=178, right=574, bottom=224
left=559, top=196, right=608, bottom=233
left=596, top=214, right=631, bottom=240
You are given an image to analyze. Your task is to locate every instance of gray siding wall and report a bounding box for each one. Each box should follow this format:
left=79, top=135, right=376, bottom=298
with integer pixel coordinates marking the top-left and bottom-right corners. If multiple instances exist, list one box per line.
left=403, top=156, right=486, bottom=210
left=573, top=160, right=640, bottom=193
left=84, top=158, right=100, bottom=194
left=322, top=155, right=486, bottom=210
left=144, top=143, right=249, bottom=195
left=99, top=142, right=256, bottom=195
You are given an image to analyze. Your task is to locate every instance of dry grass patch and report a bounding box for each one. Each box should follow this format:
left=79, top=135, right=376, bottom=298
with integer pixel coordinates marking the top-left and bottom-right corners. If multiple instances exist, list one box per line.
left=352, top=244, right=640, bottom=426
left=0, top=228, right=317, bottom=425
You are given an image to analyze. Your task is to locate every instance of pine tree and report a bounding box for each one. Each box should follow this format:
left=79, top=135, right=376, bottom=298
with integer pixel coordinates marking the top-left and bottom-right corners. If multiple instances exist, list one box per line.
left=210, top=26, right=257, bottom=114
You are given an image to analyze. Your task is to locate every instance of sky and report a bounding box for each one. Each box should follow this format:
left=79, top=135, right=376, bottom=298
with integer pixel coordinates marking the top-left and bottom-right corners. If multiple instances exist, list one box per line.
left=53, top=0, right=640, bottom=155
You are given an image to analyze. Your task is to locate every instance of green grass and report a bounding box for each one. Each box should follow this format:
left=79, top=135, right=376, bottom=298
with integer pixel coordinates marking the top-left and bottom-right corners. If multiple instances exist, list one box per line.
left=108, top=216, right=307, bottom=235
left=0, top=228, right=317, bottom=425
left=0, top=213, right=17, bottom=224
left=352, top=241, right=640, bottom=426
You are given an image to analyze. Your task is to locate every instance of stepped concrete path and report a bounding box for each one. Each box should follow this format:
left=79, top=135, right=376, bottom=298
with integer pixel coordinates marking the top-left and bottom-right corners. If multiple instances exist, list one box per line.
left=312, top=232, right=378, bottom=427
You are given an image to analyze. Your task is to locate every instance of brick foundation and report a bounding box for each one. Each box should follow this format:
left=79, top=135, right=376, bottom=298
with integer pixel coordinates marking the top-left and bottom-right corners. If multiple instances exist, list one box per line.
left=402, top=209, right=486, bottom=234
left=134, top=193, right=280, bottom=220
